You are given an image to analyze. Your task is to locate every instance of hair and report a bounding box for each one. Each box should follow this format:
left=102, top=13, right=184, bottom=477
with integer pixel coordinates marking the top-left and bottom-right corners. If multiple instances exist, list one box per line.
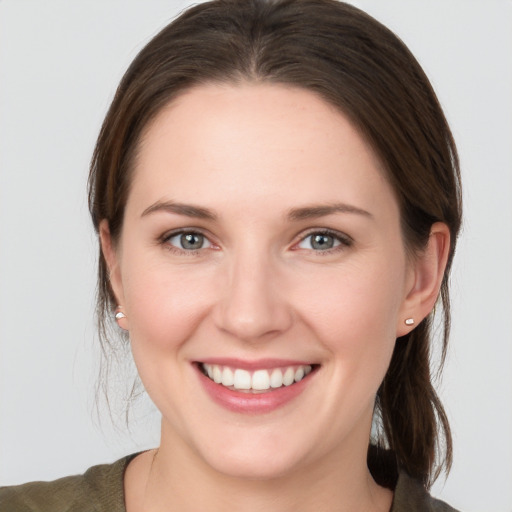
left=88, top=0, right=462, bottom=488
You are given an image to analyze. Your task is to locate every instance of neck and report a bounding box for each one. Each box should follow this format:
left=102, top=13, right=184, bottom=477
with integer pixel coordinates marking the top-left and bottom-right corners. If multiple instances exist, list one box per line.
left=137, top=423, right=392, bottom=512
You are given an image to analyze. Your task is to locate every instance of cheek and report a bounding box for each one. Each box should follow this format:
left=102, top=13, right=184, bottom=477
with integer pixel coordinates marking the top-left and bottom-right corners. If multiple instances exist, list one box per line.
left=120, top=257, right=219, bottom=412
left=293, top=258, right=405, bottom=398
left=297, top=260, right=405, bottom=343
left=121, top=257, right=217, bottom=353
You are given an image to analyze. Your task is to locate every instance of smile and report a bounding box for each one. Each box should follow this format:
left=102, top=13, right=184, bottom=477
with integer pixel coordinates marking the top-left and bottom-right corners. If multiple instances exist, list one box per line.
left=200, top=363, right=314, bottom=393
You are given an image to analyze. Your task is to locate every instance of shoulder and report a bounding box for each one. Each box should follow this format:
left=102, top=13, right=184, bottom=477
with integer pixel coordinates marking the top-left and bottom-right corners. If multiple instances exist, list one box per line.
left=392, top=471, right=460, bottom=512
left=0, top=455, right=135, bottom=512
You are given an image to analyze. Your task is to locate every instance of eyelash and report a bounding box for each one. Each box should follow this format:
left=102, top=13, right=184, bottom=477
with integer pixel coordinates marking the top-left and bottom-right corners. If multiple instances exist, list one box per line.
left=293, top=228, right=353, bottom=254
left=160, top=229, right=214, bottom=256
left=159, top=228, right=353, bottom=256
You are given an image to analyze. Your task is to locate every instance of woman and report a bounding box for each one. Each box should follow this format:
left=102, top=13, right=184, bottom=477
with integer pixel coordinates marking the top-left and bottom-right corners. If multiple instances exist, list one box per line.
left=0, top=0, right=462, bottom=510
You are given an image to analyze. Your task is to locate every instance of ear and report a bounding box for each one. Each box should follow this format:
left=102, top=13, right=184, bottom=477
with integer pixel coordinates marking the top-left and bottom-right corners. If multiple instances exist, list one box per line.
left=99, top=220, right=128, bottom=330
left=396, top=222, right=451, bottom=337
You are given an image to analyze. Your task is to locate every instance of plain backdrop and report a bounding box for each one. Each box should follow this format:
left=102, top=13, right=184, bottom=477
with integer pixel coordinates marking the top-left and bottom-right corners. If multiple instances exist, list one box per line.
left=1, top=1, right=511, bottom=511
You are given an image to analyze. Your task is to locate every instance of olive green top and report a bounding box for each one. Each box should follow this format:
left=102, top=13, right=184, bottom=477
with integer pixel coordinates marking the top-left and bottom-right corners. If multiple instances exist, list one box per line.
left=0, top=454, right=459, bottom=511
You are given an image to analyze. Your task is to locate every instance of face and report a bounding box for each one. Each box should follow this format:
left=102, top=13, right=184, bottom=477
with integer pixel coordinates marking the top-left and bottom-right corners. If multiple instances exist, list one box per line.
left=105, top=83, right=418, bottom=479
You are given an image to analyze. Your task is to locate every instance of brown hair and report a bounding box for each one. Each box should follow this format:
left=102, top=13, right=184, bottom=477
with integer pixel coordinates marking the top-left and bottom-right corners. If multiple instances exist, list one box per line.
left=88, top=0, right=462, bottom=487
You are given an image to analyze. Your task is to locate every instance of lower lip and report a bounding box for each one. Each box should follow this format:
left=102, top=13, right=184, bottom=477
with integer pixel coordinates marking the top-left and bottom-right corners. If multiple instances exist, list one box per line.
left=195, top=365, right=315, bottom=414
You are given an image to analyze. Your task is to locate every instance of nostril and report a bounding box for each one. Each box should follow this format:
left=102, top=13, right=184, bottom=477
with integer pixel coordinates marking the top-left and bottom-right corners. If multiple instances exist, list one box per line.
left=213, top=295, right=293, bottom=342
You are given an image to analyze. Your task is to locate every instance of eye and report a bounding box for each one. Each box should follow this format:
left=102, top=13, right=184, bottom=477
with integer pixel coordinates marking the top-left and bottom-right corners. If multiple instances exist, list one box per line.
left=296, top=230, right=351, bottom=251
left=165, top=231, right=212, bottom=251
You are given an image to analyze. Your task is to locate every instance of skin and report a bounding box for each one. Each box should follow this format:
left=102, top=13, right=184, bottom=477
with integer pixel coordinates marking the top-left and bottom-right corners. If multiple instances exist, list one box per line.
left=101, top=83, right=450, bottom=512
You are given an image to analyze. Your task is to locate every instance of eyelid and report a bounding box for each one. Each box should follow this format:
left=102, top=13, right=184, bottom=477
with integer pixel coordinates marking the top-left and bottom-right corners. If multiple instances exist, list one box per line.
left=158, top=226, right=352, bottom=255
left=159, top=227, right=218, bottom=254
left=292, top=228, right=353, bottom=251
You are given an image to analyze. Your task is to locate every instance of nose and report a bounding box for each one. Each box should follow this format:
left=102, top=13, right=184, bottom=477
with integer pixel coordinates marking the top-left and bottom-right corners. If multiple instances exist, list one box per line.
left=213, top=250, right=293, bottom=342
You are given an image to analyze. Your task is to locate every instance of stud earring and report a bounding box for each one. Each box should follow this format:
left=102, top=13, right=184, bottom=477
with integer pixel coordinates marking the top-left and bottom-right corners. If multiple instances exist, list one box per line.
left=404, top=318, right=415, bottom=326
left=115, top=306, right=126, bottom=320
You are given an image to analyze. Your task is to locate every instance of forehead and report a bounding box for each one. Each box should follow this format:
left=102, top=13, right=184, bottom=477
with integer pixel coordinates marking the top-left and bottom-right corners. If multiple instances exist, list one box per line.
left=128, top=83, right=397, bottom=219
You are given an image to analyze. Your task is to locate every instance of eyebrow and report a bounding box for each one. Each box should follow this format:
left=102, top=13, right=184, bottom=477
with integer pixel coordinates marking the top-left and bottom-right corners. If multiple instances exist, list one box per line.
left=286, top=203, right=373, bottom=221
left=141, top=200, right=217, bottom=220
left=141, top=200, right=372, bottom=222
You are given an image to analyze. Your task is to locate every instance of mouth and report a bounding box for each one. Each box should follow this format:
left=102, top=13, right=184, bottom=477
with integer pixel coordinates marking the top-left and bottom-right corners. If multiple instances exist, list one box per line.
left=198, top=362, right=317, bottom=394
left=195, top=359, right=319, bottom=413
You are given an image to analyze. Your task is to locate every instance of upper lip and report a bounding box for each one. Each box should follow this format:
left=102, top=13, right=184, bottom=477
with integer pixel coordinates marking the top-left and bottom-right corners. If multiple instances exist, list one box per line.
left=195, top=358, right=317, bottom=370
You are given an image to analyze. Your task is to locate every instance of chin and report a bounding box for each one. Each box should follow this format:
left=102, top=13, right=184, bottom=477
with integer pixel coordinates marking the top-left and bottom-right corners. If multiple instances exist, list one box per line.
left=203, top=447, right=304, bottom=481
left=184, top=425, right=309, bottom=481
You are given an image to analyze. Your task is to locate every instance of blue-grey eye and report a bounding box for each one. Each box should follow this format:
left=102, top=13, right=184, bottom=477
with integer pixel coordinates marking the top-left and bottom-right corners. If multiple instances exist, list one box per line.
left=298, top=232, right=342, bottom=251
left=167, top=232, right=211, bottom=250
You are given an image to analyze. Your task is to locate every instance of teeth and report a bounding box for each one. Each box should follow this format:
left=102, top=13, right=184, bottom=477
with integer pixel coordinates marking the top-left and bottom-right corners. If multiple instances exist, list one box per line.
left=221, top=367, right=234, bottom=387
left=233, top=369, right=251, bottom=390
left=252, top=370, right=270, bottom=390
left=213, top=365, right=222, bottom=384
left=270, top=368, right=283, bottom=388
left=283, top=367, right=295, bottom=386
left=202, top=363, right=314, bottom=391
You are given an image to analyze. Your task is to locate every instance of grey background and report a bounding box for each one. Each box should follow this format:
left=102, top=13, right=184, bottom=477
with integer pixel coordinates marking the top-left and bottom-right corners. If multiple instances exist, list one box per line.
left=1, top=1, right=511, bottom=510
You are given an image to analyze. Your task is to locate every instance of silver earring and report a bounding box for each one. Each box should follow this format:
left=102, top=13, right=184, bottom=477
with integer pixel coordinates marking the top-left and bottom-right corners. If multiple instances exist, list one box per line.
left=404, top=318, right=414, bottom=326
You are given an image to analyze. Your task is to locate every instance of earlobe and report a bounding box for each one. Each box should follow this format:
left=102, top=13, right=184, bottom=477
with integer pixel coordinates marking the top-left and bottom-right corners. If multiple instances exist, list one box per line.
left=114, top=305, right=129, bottom=331
left=99, top=220, right=126, bottom=310
left=397, top=222, right=450, bottom=337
